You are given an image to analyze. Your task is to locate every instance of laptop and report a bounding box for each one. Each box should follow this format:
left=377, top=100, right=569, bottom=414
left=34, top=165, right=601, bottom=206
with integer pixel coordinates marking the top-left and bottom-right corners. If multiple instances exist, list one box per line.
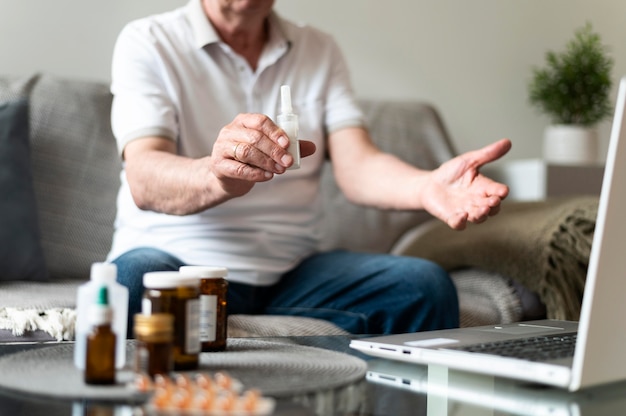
left=350, top=76, right=626, bottom=392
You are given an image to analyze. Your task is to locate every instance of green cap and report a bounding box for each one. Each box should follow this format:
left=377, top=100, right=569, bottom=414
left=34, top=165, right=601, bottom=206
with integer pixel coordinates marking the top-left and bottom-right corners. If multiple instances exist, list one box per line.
left=89, top=286, right=113, bottom=325
left=97, top=285, right=109, bottom=306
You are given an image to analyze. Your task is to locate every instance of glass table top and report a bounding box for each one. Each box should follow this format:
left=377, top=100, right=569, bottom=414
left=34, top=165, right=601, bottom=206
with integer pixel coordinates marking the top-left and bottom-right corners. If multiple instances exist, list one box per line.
left=1, top=335, right=625, bottom=416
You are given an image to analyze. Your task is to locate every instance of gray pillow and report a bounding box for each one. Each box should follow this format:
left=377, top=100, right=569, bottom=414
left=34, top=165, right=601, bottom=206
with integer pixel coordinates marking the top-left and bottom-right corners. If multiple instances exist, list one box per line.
left=28, top=76, right=120, bottom=280
left=0, top=98, right=48, bottom=281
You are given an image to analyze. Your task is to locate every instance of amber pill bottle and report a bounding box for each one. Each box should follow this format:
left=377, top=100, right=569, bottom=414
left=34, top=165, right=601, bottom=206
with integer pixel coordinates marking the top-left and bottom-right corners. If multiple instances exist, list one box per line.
left=180, top=266, right=229, bottom=352
left=142, top=272, right=200, bottom=371
left=134, top=313, right=174, bottom=378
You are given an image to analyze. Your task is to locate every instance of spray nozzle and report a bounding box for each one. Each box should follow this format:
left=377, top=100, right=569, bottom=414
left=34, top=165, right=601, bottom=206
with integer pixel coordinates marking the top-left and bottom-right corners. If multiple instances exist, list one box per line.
left=277, top=84, right=300, bottom=169
left=280, top=85, right=293, bottom=115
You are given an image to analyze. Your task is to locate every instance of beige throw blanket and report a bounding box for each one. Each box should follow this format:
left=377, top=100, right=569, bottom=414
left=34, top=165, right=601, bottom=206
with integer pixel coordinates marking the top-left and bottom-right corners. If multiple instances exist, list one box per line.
left=395, top=196, right=598, bottom=321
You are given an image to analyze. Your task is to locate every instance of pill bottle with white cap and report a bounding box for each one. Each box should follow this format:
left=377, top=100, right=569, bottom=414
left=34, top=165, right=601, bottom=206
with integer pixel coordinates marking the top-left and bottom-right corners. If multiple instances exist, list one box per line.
left=142, top=271, right=200, bottom=371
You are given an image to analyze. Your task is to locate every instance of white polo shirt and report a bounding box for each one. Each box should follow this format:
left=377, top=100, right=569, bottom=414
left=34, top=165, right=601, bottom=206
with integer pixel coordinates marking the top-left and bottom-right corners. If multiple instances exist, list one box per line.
left=107, top=0, right=365, bottom=285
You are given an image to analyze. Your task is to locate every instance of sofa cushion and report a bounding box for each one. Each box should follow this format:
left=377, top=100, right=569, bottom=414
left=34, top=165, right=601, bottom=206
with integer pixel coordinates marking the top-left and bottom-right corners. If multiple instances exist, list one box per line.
left=320, top=100, right=457, bottom=253
left=0, top=98, right=48, bottom=281
left=227, top=315, right=349, bottom=337
left=29, top=75, right=121, bottom=280
left=449, top=268, right=523, bottom=327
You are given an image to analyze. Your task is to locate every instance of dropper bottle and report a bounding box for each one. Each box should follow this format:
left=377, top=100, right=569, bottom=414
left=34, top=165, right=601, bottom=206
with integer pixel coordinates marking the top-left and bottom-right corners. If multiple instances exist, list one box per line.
left=84, top=286, right=116, bottom=385
left=74, top=262, right=128, bottom=370
left=277, top=85, right=301, bottom=169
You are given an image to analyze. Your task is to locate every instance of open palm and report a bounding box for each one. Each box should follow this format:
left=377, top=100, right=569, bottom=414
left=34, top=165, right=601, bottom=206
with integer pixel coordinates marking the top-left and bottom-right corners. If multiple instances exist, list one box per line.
left=422, top=138, right=512, bottom=230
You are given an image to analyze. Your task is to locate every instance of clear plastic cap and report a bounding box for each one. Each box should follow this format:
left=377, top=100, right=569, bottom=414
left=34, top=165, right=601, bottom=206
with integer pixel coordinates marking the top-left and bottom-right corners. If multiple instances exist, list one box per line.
left=90, top=262, right=117, bottom=283
left=143, top=271, right=200, bottom=289
left=179, top=266, right=228, bottom=278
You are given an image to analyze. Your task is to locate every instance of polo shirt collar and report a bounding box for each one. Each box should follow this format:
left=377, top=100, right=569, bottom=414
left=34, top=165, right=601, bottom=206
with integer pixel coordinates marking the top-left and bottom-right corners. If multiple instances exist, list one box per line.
left=184, top=0, right=291, bottom=51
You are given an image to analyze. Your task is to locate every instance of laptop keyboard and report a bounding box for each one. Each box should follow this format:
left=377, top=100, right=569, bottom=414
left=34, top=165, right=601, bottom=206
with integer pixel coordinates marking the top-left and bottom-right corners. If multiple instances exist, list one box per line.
left=447, top=333, right=577, bottom=361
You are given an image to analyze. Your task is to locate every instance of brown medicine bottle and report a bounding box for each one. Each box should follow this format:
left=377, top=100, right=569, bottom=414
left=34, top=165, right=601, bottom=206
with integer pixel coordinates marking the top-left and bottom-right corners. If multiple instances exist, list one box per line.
left=134, top=313, right=174, bottom=378
left=85, top=286, right=116, bottom=385
left=180, top=266, right=229, bottom=352
left=142, top=272, right=200, bottom=371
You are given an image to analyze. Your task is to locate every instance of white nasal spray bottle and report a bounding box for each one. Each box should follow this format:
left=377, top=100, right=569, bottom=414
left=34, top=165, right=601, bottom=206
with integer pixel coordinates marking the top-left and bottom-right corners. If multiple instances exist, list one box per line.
left=277, top=85, right=301, bottom=169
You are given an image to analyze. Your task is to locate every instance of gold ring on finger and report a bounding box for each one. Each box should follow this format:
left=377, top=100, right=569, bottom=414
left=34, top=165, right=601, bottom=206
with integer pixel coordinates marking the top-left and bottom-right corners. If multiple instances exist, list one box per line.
left=233, top=143, right=242, bottom=162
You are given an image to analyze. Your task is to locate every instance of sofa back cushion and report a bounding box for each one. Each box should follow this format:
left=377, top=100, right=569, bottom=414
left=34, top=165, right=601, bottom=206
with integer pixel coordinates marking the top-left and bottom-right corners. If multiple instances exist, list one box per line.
left=319, top=100, right=457, bottom=253
left=28, top=75, right=120, bottom=280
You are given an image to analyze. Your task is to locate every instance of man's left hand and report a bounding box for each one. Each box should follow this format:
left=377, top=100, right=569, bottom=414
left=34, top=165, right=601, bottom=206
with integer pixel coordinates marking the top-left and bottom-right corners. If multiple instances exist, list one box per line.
left=421, top=138, right=512, bottom=230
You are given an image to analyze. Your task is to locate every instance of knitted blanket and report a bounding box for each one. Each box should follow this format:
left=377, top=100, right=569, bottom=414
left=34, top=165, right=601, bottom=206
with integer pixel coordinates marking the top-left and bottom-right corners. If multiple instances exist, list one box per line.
left=394, top=196, right=598, bottom=321
left=0, top=279, right=80, bottom=340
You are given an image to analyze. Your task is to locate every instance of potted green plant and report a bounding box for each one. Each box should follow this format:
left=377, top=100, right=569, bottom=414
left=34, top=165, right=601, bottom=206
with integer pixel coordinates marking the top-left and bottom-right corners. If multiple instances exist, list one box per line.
left=528, top=22, right=613, bottom=165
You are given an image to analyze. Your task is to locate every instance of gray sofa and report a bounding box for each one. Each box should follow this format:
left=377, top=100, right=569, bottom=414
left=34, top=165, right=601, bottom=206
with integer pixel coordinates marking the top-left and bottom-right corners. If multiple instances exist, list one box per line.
left=0, top=73, right=596, bottom=342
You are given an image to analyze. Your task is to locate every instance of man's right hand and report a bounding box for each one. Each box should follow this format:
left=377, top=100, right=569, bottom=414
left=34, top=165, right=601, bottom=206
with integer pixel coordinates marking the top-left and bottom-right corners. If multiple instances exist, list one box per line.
left=211, top=113, right=316, bottom=197
left=211, top=113, right=295, bottom=196
left=123, top=113, right=315, bottom=216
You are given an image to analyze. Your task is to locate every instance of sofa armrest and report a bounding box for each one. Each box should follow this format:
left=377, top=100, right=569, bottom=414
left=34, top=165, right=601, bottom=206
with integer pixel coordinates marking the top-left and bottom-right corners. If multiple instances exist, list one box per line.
left=391, top=196, right=598, bottom=321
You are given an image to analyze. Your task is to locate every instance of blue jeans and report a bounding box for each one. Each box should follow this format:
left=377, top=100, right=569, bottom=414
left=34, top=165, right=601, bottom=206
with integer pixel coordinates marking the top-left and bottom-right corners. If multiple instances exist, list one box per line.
left=113, top=247, right=459, bottom=337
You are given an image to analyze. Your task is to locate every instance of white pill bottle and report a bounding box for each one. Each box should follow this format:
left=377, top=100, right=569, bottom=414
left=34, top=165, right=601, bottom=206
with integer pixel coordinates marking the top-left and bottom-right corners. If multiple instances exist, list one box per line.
left=74, top=262, right=129, bottom=369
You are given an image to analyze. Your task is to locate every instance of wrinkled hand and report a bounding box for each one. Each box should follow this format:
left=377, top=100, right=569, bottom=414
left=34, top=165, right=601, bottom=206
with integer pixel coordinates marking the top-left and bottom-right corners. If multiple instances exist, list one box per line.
left=211, top=113, right=316, bottom=198
left=422, top=138, right=512, bottom=230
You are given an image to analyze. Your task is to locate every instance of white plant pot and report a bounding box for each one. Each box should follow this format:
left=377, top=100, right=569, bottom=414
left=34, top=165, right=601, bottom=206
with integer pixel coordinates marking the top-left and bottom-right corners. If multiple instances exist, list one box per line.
left=543, top=124, right=599, bottom=165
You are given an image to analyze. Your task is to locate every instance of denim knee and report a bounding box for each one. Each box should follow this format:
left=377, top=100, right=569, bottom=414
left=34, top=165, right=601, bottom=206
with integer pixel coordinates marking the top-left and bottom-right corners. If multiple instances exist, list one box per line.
left=373, top=257, right=459, bottom=334
left=267, top=250, right=458, bottom=335
left=401, top=258, right=459, bottom=331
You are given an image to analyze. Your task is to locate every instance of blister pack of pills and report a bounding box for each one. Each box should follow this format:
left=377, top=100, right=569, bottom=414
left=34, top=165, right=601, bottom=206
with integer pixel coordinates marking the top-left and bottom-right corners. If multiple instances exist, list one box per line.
left=133, top=372, right=276, bottom=415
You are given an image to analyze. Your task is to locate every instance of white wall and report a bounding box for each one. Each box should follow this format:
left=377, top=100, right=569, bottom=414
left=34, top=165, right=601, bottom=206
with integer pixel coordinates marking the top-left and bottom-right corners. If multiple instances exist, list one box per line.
left=2, top=0, right=625, bottom=162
